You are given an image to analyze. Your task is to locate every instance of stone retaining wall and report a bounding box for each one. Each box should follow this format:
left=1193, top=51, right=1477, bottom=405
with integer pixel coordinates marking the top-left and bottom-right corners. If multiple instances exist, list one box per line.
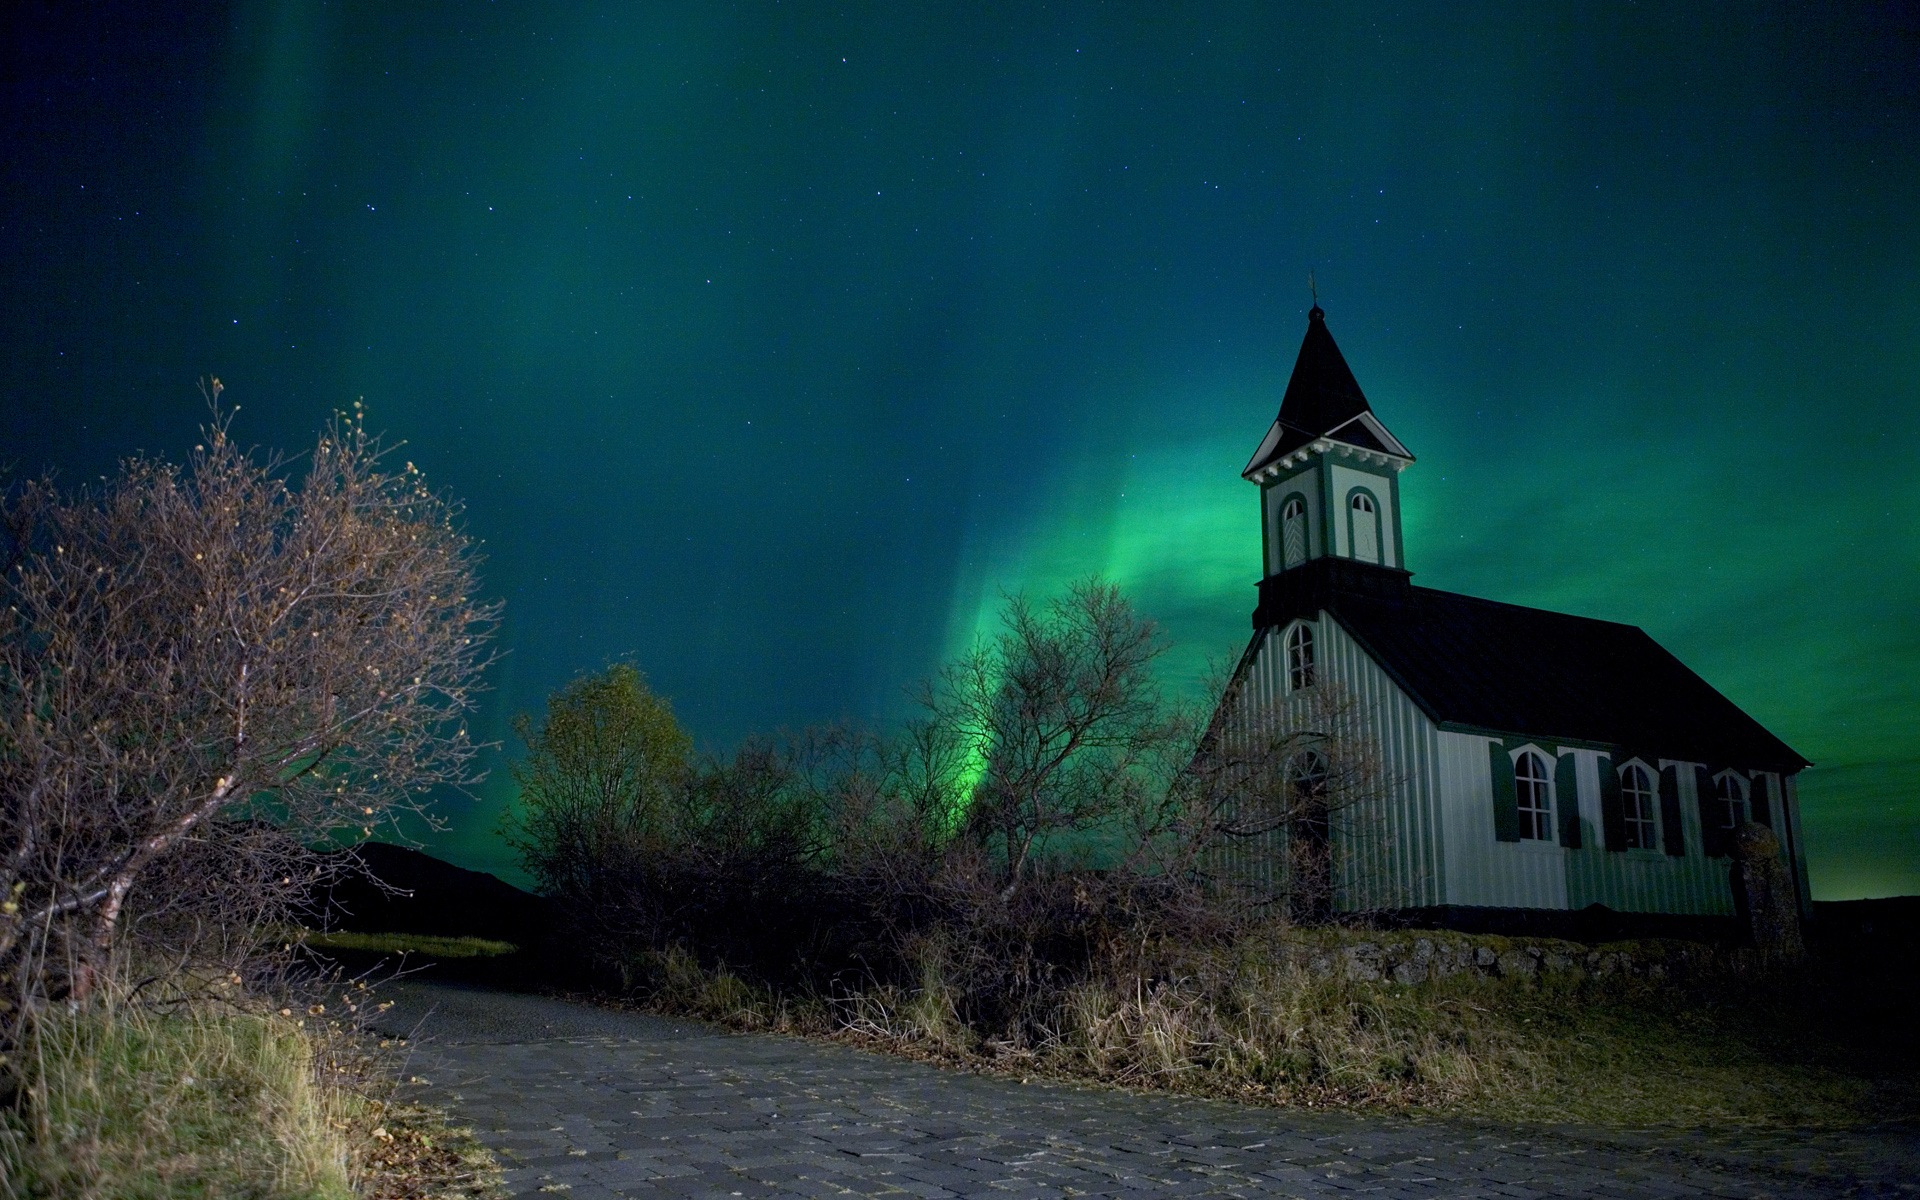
left=1273, top=931, right=1733, bottom=986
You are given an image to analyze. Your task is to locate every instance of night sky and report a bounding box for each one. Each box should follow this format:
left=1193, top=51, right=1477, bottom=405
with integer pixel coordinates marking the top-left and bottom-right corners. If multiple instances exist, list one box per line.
left=5, top=4, right=1917, bottom=897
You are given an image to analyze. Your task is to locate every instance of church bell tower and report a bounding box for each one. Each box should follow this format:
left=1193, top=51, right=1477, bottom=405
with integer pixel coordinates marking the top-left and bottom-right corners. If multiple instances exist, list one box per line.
left=1242, top=304, right=1414, bottom=580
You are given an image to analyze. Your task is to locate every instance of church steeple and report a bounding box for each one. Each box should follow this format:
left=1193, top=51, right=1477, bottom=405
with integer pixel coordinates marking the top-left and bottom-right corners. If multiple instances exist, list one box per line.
left=1244, top=307, right=1413, bottom=579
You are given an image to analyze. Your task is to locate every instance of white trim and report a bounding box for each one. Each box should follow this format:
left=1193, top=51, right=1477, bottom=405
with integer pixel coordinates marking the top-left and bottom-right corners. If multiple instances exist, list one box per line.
left=1282, top=619, right=1317, bottom=694
left=1243, top=426, right=1414, bottom=481
left=1510, top=744, right=1557, bottom=843
left=1326, top=412, right=1414, bottom=459
left=1241, top=418, right=1286, bottom=478
left=1617, top=757, right=1661, bottom=853
left=1710, top=769, right=1749, bottom=829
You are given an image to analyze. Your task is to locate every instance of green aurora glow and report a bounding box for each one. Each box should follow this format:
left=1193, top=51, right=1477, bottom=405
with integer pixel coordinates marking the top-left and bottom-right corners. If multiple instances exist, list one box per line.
left=4, top=3, right=1916, bottom=896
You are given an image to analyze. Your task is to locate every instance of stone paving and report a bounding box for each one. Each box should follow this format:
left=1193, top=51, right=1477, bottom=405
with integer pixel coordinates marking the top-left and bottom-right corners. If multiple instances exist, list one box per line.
left=373, top=980, right=1920, bottom=1199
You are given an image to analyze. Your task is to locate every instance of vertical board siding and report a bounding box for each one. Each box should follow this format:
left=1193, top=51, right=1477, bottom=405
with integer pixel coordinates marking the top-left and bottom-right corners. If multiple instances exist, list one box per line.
left=1215, top=615, right=1779, bottom=918
left=1209, top=615, right=1444, bottom=912
left=1323, top=615, right=1443, bottom=910
left=1563, top=752, right=1732, bottom=916
left=1207, top=627, right=1281, bottom=901
left=1435, top=733, right=1568, bottom=909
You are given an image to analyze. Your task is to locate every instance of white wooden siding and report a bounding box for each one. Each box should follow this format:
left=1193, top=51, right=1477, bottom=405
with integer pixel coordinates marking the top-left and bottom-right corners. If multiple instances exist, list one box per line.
left=1222, top=617, right=1796, bottom=918
left=1435, top=732, right=1569, bottom=909
left=1215, top=614, right=1444, bottom=911
left=1560, top=751, right=1732, bottom=916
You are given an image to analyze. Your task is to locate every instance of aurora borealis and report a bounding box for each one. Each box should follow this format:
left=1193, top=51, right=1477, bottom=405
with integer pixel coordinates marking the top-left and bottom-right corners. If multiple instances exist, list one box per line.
left=5, top=4, right=1916, bottom=897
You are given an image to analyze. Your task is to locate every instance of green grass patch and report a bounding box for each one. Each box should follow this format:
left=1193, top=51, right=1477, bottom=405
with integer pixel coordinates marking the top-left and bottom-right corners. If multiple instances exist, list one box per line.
left=1, top=1000, right=355, bottom=1199
left=1, top=983, right=506, bottom=1200
left=300, top=931, right=518, bottom=959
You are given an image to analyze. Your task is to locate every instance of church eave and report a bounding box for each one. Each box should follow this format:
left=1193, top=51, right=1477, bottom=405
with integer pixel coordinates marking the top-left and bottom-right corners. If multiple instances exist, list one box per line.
left=1243, top=436, right=1413, bottom=483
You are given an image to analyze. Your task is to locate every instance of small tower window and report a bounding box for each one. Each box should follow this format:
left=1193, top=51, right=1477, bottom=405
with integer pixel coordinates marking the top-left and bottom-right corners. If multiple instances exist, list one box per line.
left=1621, top=763, right=1657, bottom=850
left=1714, top=774, right=1746, bottom=830
left=1285, top=623, right=1315, bottom=691
left=1281, top=497, right=1307, bottom=568
left=1349, top=491, right=1380, bottom=563
left=1515, top=750, right=1552, bottom=841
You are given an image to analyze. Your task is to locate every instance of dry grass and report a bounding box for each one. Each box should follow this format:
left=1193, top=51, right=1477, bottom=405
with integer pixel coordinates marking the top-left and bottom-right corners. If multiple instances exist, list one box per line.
left=607, top=928, right=1920, bottom=1129
left=1, top=992, right=356, bottom=1199
left=0, top=977, right=502, bottom=1200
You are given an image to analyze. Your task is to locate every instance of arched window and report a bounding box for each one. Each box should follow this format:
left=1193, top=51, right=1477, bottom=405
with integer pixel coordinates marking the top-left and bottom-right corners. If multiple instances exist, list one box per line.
left=1286, top=749, right=1329, bottom=799
left=1281, top=496, right=1307, bottom=568
left=1620, top=763, right=1657, bottom=850
left=1714, top=774, right=1746, bottom=830
left=1349, top=491, right=1380, bottom=563
left=1514, top=750, right=1552, bottom=841
left=1285, top=623, right=1315, bottom=691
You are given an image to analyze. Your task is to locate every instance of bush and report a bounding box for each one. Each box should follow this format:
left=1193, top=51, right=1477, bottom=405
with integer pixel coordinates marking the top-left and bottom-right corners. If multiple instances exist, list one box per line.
left=505, top=584, right=1357, bottom=1004
left=0, top=398, right=495, bottom=1025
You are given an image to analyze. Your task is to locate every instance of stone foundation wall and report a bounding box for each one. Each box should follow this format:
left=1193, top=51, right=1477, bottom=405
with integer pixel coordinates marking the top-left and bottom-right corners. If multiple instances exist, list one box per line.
left=1273, top=930, right=1736, bottom=986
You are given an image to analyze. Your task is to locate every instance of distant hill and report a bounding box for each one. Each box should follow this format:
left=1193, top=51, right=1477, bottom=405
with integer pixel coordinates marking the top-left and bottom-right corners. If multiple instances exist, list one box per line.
left=315, top=842, right=551, bottom=948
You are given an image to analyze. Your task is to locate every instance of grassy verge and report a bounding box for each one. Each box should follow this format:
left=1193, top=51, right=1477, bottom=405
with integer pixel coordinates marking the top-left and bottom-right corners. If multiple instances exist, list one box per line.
left=0, top=985, right=501, bottom=1199
left=298, top=930, right=518, bottom=960
left=603, top=931, right=1919, bottom=1129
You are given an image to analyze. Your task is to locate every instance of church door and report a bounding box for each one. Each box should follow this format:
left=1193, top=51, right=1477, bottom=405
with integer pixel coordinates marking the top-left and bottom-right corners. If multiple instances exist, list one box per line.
left=1287, top=752, right=1333, bottom=924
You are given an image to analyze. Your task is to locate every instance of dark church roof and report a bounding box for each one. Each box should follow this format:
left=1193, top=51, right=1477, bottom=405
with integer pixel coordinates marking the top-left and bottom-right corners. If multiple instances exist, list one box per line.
left=1244, top=306, right=1412, bottom=477
left=1252, top=560, right=1809, bottom=771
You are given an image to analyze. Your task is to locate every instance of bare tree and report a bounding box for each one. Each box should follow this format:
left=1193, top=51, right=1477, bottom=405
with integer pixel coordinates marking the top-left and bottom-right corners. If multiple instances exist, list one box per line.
left=0, top=393, right=496, bottom=1013
left=923, top=581, right=1174, bottom=897
left=1163, top=670, right=1392, bottom=922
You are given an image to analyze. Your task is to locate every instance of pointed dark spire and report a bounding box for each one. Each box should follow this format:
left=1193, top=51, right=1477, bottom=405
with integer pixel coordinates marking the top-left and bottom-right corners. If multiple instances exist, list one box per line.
left=1276, top=305, right=1371, bottom=436
left=1242, top=306, right=1412, bottom=479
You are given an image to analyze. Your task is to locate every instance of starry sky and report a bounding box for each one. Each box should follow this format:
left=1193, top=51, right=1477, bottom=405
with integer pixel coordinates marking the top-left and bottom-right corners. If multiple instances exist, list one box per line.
left=5, top=3, right=1917, bottom=897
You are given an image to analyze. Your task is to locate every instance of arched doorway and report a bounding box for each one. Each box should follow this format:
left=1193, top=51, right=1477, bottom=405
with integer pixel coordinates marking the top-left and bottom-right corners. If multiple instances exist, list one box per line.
left=1286, top=750, right=1332, bottom=924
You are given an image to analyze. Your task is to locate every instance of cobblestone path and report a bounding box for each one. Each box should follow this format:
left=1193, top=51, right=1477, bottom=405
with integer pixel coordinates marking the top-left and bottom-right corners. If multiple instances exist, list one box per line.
left=375, top=980, right=1918, bottom=1199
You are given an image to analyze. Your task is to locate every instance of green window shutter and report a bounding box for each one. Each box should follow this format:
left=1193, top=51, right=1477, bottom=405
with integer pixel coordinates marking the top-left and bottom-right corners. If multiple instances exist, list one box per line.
left=1598, top=755, right=1626, bottom=851
left=1555, top=752, right=1582, bottom=848
left=1695, top=764, right=1725, bottom=858
left=1489, top=739, right=1520, bottom=843
left=1749, top=772, right=1773, bottom=828
left=1658, top=763, right=1687, bottom=856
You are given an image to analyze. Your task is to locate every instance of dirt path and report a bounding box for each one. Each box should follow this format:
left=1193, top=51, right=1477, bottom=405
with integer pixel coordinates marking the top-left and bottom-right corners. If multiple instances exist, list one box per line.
left=374, top=979, right=1918, bottom=1199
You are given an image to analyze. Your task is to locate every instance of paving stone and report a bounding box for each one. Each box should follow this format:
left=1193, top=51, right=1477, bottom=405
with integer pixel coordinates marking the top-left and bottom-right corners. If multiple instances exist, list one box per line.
left=375, top=981, right=1920, bottom=1200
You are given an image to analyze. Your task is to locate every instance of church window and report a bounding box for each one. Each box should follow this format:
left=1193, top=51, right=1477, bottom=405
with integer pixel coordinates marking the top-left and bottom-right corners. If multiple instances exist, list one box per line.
left=1286, top=750, right=1329, bottom=804
left=1620, top=763, right=1657, bottom=850
left=1515, top=750, right=1552, bottom=841
left=1714, top=773, right=1746, bottom=830
left=1281, top=496, right=1307, bottom=568
left=1348, top=490, right=1380, bottom=563
left=1285, top=623, right=1315, bottom=691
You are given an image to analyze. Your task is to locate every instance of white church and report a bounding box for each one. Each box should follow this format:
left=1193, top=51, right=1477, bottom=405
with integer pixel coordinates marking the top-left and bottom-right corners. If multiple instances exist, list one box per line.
left=1216, top=304, right=1811, bottom=935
